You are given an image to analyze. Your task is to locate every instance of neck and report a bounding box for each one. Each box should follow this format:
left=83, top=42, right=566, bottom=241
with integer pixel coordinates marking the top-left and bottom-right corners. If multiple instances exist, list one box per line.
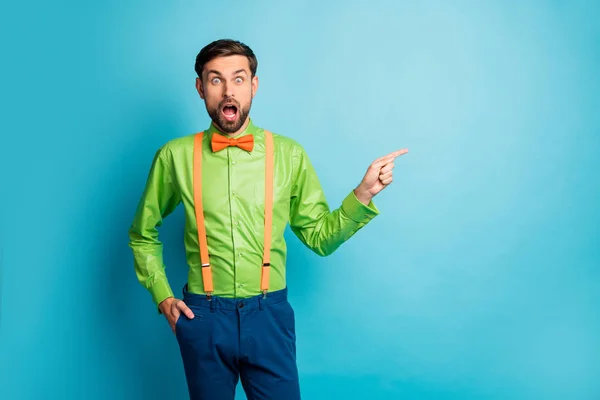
left=217, top=117, right=251, bottom=138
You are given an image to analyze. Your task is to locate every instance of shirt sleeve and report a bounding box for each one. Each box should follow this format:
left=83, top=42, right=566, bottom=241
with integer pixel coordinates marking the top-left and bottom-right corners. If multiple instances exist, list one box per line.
left=128, top=147, right=181, bottom=311
left=289, top=145, right=380, bottom=256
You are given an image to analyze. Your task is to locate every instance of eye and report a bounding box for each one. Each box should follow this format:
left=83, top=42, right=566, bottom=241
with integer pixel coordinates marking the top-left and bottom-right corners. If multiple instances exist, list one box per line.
left=211, top=77, right=221, bottom=85
left=234, top=77, right=244, bottom=84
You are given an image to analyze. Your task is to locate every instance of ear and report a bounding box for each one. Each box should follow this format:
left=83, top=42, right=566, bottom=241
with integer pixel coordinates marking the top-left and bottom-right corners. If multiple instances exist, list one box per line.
left=251, top=75, right=259, bottom=99
left=196, top=77, right=205, bottom=99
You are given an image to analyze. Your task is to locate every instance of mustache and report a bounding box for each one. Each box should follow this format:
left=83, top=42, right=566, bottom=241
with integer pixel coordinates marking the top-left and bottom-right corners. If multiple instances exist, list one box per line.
left=219, top=97, right=240, bottom=108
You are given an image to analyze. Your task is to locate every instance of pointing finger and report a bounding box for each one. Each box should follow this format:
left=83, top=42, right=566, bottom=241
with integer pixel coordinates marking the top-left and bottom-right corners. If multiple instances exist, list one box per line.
left=371, top=156, right=399, bottom=170
left=372, top=149, right=408, bottom=169
left=386, top=149, right=408, bottom=159
left=374, top=148, right=408, bottom=162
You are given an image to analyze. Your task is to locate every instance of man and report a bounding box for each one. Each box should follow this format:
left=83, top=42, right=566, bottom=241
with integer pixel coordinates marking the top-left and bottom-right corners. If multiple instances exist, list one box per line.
left=128, top=39, right=407, bottom=400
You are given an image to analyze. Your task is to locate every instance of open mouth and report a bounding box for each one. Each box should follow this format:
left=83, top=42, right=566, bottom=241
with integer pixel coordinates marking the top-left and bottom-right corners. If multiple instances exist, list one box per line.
left=221, top=103, right=238, bottom=122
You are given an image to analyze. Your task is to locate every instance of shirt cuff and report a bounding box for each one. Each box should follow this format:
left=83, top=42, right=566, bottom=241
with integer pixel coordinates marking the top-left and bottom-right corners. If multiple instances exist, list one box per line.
left=341, top=190, right=380, bottom=223
left=149, top=279, right=174, bottom=314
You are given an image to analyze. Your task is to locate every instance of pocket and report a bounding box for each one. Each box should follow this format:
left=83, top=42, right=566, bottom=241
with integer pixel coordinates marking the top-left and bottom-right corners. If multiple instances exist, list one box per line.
left=175, top=308, right=206, bottom=341
left=271, top=300, right=296, bottom=339
left=283, top=300, right=295, bottom=320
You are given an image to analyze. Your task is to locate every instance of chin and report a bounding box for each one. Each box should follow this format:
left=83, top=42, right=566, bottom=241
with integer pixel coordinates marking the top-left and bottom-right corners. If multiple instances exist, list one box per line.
left=217, top=119, right=244, bottom=134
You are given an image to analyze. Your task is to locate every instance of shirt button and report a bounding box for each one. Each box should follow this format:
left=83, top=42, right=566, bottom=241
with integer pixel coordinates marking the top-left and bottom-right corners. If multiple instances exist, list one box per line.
left=232, top=160, right=237, bottom=165
left=232, top=191, right=237, bottom=196
left=235, top=221, right=240, bottom=226
left=238, top=252, right=243, bottom=258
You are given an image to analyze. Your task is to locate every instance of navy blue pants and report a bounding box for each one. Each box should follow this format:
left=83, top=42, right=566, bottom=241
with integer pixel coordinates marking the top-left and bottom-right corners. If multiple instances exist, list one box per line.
left=175, top=285, right=301, bottom=400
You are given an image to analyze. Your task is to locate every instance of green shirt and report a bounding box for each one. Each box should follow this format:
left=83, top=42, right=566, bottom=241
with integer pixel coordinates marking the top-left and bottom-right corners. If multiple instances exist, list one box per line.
left=128, top=119, right=380, bottom=307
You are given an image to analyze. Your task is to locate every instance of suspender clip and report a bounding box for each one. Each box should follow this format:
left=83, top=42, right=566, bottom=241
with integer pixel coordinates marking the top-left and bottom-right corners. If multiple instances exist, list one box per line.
left=206, top=292, right=213, bottom=301
left=262, top=289, right=268, bottom=299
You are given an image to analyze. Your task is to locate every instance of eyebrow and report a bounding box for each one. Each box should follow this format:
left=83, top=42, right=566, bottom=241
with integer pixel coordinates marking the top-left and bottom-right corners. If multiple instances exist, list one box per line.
left=206, top=69, right=249, bottom=77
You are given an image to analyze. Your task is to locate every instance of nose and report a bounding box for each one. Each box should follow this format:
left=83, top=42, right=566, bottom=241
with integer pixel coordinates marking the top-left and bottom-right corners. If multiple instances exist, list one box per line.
left=223, top=81, right=234, bottom=98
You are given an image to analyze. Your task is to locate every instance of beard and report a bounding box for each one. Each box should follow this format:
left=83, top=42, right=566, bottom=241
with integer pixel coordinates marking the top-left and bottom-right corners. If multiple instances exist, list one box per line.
left=207, top=97, right=252, bottom=134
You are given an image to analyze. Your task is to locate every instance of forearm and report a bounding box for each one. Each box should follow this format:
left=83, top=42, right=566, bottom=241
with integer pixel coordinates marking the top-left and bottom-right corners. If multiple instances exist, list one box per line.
left=289, top=145, right=380, bottom=256
left=129, top=229, right=175, bottom=307
left=292, top=190, right=379, bottom=256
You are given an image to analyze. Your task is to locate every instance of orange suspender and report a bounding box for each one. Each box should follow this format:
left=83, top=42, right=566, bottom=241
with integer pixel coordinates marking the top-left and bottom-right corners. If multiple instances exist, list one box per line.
left=193, top=133, right=213, bottom=293
left=261, top=131, right=274, bottom=294
left=193, top=130, right=274, bottom=298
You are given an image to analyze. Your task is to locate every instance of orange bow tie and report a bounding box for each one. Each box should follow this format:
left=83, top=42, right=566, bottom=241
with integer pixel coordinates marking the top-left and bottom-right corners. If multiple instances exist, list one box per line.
left=211, top=134, right=254, bottom=152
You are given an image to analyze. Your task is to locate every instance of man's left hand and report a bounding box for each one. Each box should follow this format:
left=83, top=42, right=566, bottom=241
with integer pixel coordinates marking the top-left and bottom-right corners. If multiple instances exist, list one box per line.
left=354, top=149, right=408, bottom=205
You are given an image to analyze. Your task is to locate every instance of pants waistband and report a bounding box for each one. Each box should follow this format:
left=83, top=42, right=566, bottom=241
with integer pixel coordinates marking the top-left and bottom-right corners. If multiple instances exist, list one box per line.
left=182, top=284, right=288, bottom=312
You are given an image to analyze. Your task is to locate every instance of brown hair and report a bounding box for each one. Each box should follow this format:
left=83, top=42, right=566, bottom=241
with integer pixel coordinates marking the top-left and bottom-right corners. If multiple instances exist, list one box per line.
left=195, top=39, right=258, bottom=78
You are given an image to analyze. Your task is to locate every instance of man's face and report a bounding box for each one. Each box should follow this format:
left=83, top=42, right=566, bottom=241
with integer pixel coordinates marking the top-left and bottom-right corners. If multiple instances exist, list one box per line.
left=196, top=55, right=258, bottom=135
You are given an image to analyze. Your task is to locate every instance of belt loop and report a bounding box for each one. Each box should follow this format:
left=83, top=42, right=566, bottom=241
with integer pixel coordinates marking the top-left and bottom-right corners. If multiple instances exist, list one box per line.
left=209, top=296, right=216, bottom=312
left=259, top=295, right=264, bottom=311
left=182, top=283, right=188, bottom=297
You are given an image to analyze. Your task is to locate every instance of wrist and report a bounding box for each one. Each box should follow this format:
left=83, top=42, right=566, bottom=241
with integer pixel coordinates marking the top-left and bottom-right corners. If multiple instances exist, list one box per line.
left=354, top=187, right=373, bottom=205
left=158, top=296, right=175, bottom=313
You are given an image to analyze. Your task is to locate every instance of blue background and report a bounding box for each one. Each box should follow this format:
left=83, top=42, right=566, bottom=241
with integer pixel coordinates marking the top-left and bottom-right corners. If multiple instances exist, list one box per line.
left=2, top=1, right=599, bottom=399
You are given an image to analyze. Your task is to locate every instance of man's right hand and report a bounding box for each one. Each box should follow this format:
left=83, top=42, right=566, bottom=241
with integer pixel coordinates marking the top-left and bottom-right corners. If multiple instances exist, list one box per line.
left=159, top=297, right=195, bottom=334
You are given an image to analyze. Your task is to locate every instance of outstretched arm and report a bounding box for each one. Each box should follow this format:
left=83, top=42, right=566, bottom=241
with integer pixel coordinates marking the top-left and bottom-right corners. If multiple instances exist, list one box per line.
left=289, top=146, right=407, bottom=256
